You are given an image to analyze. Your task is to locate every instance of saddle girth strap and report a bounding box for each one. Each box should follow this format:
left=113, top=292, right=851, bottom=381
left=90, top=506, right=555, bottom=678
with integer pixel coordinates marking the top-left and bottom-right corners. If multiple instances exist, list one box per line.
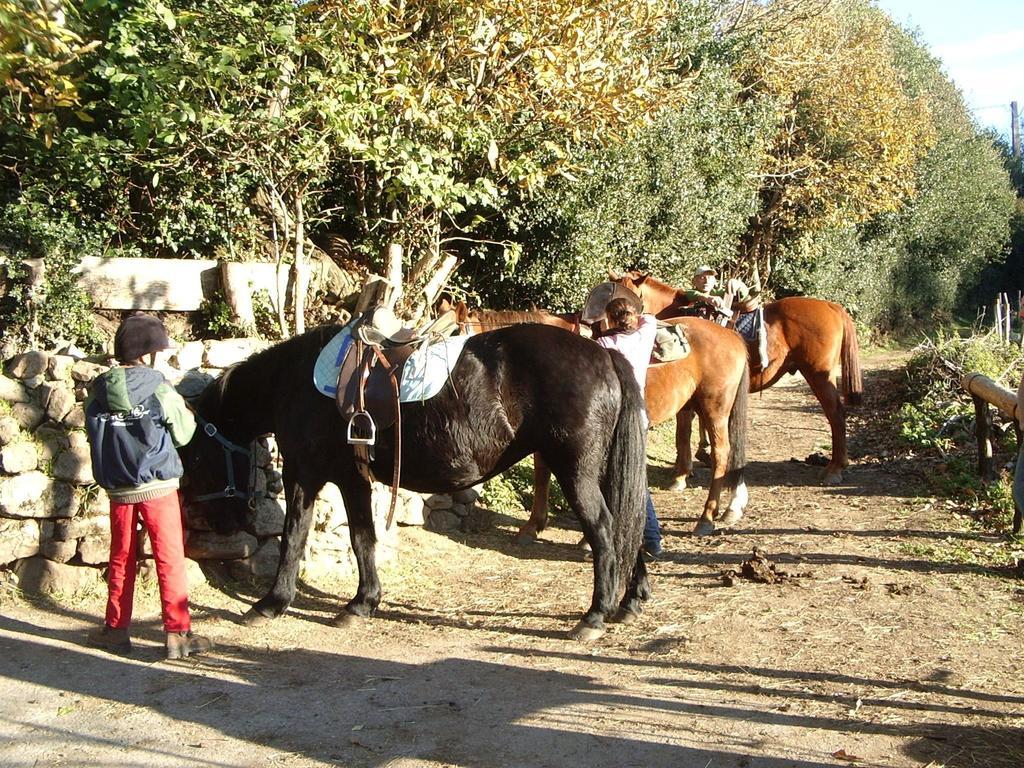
left=368, top=343, right=401, bottom=532
left=342, top=338, right=401, bottom=532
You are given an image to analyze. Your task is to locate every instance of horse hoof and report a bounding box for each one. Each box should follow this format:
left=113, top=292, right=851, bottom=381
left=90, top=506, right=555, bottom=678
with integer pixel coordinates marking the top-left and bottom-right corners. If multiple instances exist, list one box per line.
left=513, top=529, right=539, bottom=545
left=695, top=449, right=711, bottom=466
left=332, top=611, right=364, bottom=628
left=668, top=477, right=688, bottom=492
left=693, top=520, right=716, bottom=537
left=717, top=508, right=744, bottom=528
left=611, top=608, right=640, bottom=625
left=240, top=608, right=273, bottom=627
left=823, top=469, right=843, bottom=485
left=568, top=622, right=605, bottom=642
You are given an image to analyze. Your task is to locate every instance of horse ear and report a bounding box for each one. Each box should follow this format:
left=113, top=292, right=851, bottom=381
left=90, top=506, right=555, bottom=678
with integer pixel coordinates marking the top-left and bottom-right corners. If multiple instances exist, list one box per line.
left=435, top=292, right=453, bottom=313
left=607, top=269, right=621, bottom=281
left=455, top=301, right=470, bottom=323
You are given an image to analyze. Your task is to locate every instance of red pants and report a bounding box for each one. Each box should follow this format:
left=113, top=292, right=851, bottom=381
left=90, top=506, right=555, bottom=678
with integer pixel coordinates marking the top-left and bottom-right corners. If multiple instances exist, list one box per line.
left=105, top=491, right=191, bottom=633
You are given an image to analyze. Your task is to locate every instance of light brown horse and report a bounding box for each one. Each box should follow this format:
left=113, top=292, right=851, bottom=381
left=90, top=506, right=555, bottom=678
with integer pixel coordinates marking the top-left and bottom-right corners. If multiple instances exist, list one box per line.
left=613, top=271, right=862, bottom=484
left=450, top=304, right=586, bottom=335
left=457, top=304, right=751, bottom=537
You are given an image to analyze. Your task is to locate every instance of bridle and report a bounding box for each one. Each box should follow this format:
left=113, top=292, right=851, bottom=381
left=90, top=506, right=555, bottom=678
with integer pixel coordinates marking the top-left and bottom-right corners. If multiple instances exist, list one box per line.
left=190, top=411, right=260, bottom=508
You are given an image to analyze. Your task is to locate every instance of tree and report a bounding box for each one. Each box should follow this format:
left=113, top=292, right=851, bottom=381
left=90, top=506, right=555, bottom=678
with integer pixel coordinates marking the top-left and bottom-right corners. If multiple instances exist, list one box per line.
left=778, top=17, right=1016, bottom=329
left=312, top=0, right=693, bottom=314
left=734, top=0, right=936, bottom=284
left=5, top=0, right=692, bottom=331
left=1, top=0, right=95, bottom=147
left=469, top=59, right=768, bottom=310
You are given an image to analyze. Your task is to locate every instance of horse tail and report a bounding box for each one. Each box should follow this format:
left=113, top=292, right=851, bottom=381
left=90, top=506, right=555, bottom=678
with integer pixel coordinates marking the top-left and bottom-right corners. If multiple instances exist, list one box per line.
left=602, top=350, right=648, bottom=593
left=725, top=356, right=749, bottom=492
left=839, top=307, right=863, bottom=407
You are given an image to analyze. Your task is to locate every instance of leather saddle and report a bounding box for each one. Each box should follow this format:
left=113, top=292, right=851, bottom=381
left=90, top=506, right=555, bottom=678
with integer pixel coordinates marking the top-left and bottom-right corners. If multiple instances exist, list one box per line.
left=333, top=305, right=458, bottom=529
left=335, top=306, right=458, bottom=441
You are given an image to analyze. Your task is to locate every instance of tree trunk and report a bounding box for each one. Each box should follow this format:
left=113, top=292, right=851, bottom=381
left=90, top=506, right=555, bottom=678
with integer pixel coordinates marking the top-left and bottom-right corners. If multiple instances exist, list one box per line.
left=385, top=242, right=404, bottom=311
left=292, top=193, right=308, bottom=335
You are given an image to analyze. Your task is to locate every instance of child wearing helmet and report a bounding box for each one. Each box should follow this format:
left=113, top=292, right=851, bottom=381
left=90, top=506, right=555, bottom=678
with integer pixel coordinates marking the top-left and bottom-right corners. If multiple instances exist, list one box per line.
left=84, top=312, right=213, bottom=659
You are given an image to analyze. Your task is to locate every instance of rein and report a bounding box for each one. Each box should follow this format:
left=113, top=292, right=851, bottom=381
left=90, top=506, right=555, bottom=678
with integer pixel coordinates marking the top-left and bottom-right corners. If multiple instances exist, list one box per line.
left=191, top=411, right=260, bottom=508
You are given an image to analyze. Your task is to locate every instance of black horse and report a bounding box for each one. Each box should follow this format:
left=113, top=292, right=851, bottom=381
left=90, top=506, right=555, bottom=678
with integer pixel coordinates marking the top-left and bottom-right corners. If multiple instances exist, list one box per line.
left=182, top=323, right=650, bottom=641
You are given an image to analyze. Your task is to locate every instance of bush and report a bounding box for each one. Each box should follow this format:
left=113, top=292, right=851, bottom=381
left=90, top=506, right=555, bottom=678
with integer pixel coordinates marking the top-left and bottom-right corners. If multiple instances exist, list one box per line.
left=0, top=202, right=104, bottom=354
left=896, top=329, right=1022, bottom=533
left=478, top=457, right=572, bottom=520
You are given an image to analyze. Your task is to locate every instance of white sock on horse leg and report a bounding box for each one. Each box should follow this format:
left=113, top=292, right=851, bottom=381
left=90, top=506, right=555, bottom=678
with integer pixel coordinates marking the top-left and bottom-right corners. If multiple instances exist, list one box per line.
left=727, top=480, right=748, bottom=515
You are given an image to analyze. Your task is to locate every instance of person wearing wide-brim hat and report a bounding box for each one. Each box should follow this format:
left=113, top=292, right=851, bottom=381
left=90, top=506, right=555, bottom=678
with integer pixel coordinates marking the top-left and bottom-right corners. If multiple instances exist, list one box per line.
left=682, top=265, right=755, bottom=318
left=84, top=312, right=214, bottom=660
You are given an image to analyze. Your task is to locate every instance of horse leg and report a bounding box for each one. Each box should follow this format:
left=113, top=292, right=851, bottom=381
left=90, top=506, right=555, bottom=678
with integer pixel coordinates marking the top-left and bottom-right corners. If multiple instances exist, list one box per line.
left=561, top=473, right=618, bottom=642
left=612, top=549, right=650, bottom=624
left=333, top=475, right=381, bottom=627
left=514, top=453, right=551, bottom=543
left=693, top=414, right=730, bottom=537
left=805, top=370, right=848, bottom=485
left=695, top=414, right=711, bottom=466
left=243, top=468, right=319, bottom=625
left=669, top=409, right=694, bottom=492
left=719, top=478, right=749, bottom=529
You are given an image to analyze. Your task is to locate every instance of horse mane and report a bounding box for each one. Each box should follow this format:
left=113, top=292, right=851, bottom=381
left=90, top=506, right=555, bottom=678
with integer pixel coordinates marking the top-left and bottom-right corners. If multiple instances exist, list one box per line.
left=192, top=325, right=342, bottom=431
left=467, top=308, right=556, bottom=325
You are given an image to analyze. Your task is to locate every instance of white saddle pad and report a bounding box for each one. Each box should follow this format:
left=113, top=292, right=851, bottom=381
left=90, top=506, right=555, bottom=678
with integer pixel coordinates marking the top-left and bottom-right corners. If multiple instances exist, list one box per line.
left=313, top=327, right=470, bottom=403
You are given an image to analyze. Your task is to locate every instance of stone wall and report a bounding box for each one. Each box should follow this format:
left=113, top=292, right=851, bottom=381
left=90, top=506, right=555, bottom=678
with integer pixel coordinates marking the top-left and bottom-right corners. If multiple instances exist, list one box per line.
left=0, top=340, right=483, bottom=596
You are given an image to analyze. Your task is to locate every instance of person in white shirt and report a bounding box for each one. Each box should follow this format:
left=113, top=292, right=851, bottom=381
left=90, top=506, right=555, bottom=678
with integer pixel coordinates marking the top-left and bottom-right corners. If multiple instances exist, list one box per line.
left=596, top=297, right=662, bottom=558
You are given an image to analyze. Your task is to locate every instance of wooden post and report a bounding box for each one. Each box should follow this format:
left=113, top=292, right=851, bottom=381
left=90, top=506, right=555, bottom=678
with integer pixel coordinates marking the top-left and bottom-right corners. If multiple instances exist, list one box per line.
left=385, top=242, right=404, bottom=311
left=353, top=276, right=392, bottom=316
left=220, top=262, right=255, bottom=328
left=972, top=394, right=993, bottom=481
left=961, top=373, right=1020, bottom=422
left=1019, top=290, right=1024, bottom=349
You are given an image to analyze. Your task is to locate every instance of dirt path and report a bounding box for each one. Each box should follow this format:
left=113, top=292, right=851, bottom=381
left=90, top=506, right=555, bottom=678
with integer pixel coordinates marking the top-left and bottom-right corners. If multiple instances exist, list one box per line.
left=2, top=351, right=1023, bottom=768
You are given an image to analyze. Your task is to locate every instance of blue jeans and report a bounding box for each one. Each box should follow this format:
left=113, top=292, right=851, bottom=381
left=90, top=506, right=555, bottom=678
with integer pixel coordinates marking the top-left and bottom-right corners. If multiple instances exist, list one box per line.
left=644, top=491, right=662, bottom=554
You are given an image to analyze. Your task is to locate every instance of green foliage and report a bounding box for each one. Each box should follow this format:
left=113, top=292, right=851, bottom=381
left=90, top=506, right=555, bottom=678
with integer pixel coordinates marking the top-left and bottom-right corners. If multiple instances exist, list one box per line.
left=905, top=329, right=1024, bottom=400
left=478, top=457, right=571, bottom=519
left=0, top=0, right=1018, bottom=345
left=0, top=201, right=102, bottom=352
left=197, top=288, right=279, bottom=340
left=896, top=398, right=961, bottom=452
left=467, top=59, right=767, bottom=310
left=251, top=290, right=280, bottom=340
left=777, top=31, right=1016, bottom=331
left=196, top=292, right=238, bottom=339
left=895, top=330, right=1023, bottom=534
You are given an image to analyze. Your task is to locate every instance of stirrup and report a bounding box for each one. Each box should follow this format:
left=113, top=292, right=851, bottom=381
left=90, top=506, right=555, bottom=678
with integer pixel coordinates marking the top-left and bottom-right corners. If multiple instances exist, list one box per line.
left=347, top=411, right=377, bottom=446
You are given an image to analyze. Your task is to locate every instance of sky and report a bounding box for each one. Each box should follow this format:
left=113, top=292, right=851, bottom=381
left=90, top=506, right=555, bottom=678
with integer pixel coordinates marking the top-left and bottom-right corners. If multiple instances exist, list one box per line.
left=876, top=0, right=1023, bottom=137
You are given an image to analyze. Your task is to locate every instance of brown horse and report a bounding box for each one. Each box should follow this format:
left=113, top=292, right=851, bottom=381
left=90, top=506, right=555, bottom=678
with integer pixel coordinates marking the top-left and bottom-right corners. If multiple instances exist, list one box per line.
left=450, top=303, right=585, bottom=335
left=613, top=271, right=862, bottom=484
left=457, top=305, right=751, bottom=537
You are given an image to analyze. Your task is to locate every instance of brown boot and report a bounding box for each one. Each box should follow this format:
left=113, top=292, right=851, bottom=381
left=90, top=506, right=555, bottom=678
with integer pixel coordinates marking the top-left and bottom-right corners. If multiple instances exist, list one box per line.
left=87, top=625, right=132, bottom=654
left=165, top=630, right=214, bottom=660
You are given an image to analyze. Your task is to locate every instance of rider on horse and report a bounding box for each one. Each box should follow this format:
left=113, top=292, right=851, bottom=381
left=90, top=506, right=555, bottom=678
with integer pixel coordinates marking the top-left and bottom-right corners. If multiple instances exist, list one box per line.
left=680, top=265, right=756, bottom=322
